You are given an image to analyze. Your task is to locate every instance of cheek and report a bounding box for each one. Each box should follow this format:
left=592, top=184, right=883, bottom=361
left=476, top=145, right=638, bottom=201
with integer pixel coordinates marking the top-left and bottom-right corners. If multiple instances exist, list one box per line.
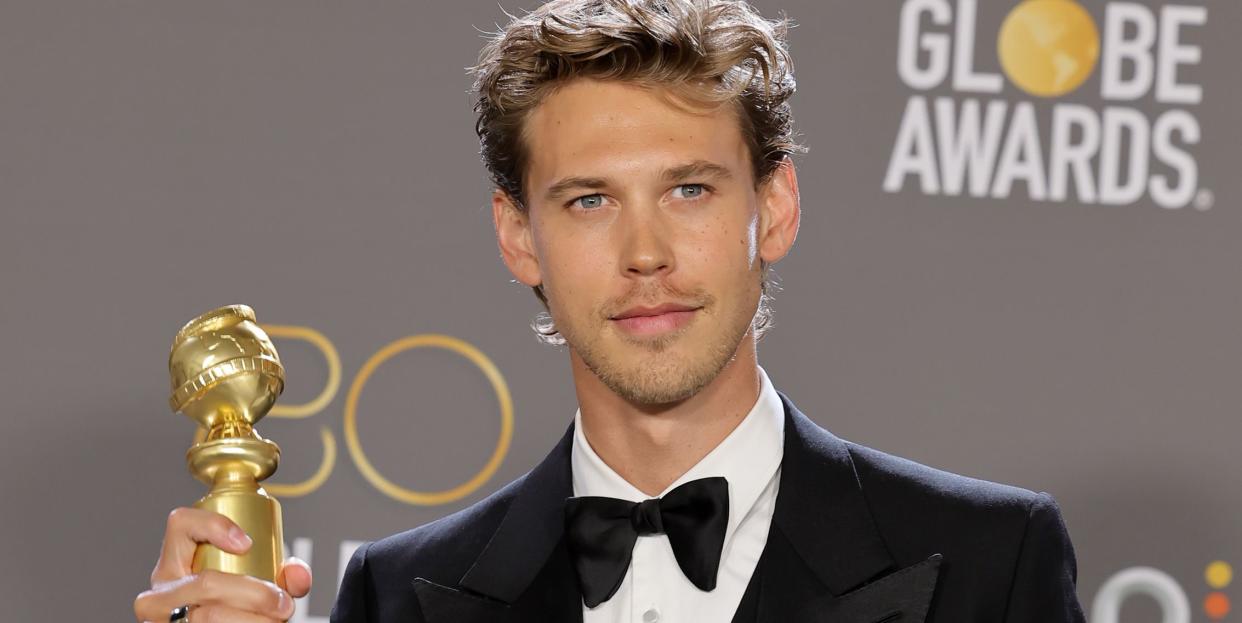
left=539, top=234, right=612, bottom=308
left=698, top=209, right=760, bottom=275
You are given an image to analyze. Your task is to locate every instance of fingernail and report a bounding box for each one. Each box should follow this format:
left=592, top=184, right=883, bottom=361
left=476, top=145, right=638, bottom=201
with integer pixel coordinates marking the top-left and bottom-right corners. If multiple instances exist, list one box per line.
left=288, top=555, right=310, bottom=572
left=279, top=590, right=293, bottom=615
left=229, top=526, right=252, bottom=549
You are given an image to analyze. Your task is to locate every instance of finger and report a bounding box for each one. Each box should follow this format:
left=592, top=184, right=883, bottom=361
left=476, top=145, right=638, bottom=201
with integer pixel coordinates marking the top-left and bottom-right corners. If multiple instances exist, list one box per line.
left=152, top=507, right=252, bottom=583
left=136, top=570, right=293, bottom=622
left=175, top=603, right=284, bottom=623
left=277, top=556, right=313, bottom=598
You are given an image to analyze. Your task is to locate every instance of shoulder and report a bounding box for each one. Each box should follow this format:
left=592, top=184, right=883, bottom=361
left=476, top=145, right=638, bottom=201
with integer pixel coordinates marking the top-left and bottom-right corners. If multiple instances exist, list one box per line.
left=842, top=438, right=1061, bottom=565
left=331, top=478, right=525, bottom=623
left=847, top=438, right=1043, bottom=514
left=835, top=439, right=1084, bottom=619
left=351, top=471, right=527, bottom=590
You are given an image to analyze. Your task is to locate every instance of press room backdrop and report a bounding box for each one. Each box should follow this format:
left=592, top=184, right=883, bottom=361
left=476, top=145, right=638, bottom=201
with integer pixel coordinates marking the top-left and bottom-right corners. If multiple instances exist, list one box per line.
left=1, top=1, right=1237, bottom=621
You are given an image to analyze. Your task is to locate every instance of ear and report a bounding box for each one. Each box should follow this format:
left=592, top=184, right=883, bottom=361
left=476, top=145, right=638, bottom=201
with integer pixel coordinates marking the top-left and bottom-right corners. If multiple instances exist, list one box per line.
left=492, top=189, right=543, bottom=287
left=757, top=155, right=801, bottom=264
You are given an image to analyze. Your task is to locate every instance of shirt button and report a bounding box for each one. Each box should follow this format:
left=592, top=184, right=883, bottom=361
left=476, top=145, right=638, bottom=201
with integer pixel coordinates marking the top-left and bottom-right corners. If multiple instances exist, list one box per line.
left=642, top=607, right=661, bottom=623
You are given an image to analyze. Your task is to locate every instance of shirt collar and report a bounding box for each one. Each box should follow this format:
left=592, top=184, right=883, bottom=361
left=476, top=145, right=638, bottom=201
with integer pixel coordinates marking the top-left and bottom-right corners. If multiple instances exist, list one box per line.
left=571, top=365, right=786, bottom=539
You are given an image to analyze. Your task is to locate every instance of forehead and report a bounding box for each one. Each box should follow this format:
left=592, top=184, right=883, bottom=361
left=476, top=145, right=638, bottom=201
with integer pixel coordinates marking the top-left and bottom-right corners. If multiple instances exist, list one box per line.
left=522, top=79, right=750, bottom=193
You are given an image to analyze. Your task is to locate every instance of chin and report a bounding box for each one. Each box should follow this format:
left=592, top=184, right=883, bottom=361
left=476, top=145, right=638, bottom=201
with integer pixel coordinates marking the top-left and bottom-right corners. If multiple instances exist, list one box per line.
left=594, top=340, right=735, bottom=406
left=565, top=307, right=753, bottom=405
left=604, top=365, right=710, bottom=406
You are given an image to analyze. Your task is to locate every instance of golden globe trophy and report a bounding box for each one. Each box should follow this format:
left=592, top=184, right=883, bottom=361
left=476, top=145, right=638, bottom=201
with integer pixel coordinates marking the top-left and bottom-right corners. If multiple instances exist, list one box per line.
left=168, top=304, right=286, bottom=582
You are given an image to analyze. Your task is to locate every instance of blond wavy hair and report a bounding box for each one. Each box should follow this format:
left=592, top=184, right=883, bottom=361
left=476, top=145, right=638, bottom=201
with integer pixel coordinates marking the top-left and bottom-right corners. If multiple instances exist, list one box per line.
left=469, top=0, right=805, bottom=343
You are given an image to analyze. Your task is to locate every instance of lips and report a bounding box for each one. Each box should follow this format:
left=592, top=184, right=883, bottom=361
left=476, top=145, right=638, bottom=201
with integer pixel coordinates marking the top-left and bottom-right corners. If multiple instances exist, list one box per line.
left=611, top=303, right=700, bottom=320
left=610, top=303, right=702, bottom=336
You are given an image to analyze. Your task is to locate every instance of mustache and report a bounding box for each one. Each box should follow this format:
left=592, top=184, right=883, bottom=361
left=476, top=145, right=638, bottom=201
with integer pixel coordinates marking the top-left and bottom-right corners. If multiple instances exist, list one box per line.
left=603, top=282, right=713, bottom=318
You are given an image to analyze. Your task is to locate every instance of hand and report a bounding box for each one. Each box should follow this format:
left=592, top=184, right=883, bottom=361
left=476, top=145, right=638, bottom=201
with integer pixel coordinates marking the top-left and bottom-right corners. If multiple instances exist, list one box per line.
left=134, top=507, right=313, bottom=623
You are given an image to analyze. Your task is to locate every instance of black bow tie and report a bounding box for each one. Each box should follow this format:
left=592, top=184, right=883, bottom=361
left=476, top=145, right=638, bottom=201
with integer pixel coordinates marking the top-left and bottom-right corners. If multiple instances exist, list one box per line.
left=564, top=476, right=730, bottom=608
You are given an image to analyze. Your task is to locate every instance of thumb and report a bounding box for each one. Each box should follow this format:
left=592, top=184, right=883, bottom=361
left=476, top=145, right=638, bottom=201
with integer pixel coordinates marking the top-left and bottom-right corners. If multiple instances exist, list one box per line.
left=278, top=556, right=313, bottom=598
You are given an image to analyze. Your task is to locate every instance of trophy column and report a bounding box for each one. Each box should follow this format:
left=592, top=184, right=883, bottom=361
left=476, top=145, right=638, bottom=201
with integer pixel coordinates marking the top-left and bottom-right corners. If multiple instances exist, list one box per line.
left=169, top=305, right=287, bottom=582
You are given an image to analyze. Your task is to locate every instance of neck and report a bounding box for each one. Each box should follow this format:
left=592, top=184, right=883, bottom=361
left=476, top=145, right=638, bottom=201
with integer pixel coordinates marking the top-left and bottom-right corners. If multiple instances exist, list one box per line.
left=570, top=333, right=761, bottom=496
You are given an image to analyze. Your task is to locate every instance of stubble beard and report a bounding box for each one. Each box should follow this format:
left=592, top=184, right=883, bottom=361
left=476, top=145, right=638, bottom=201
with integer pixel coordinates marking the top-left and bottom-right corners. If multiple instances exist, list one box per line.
left=559, top=292, right=759, bottom=407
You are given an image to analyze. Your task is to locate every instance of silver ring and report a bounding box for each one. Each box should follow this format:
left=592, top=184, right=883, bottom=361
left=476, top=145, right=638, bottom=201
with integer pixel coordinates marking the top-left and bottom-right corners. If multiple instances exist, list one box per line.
left=169, top=604, right=191, bottom=622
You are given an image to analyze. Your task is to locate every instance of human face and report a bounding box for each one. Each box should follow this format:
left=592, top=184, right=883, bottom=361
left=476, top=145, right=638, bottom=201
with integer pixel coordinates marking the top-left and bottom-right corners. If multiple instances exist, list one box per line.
left=493, top=79, right=799, bottom=406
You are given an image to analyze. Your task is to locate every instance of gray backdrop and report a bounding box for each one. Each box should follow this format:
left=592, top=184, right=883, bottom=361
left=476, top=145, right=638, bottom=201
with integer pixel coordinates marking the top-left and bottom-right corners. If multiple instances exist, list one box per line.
left=1, top=1, right=1237, bottom=622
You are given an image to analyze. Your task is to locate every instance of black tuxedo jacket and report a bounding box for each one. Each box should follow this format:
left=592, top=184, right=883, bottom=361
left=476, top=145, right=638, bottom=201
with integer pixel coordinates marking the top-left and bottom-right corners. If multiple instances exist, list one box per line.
left=330, top=392, right=1086, bottom=622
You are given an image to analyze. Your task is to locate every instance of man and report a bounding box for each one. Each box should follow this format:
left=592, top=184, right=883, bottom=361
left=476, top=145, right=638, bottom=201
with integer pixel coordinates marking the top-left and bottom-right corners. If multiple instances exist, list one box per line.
left=134, top=1, right=1087, bottom=622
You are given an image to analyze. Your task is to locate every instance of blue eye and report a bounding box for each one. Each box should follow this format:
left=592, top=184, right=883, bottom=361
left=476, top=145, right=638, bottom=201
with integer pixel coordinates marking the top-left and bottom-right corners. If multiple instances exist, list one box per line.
left=674, top=184, right=707, bottom=199
left=571, top=194, right=605, bottom=210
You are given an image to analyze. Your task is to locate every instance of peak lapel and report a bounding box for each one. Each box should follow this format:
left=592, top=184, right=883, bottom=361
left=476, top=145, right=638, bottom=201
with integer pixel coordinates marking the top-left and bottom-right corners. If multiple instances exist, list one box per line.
left=754, top=393, right=943, bottom=623
left=414, top=422, right=583, bottom=623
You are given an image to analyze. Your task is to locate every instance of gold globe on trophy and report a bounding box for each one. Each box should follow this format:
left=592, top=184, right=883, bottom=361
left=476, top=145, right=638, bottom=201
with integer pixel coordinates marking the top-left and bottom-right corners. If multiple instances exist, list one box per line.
left=168, top=304, right=286, bottom=582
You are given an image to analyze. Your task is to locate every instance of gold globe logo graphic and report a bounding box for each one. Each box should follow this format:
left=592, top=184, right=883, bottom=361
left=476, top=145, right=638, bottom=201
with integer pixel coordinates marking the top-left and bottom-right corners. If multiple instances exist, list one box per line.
left=998, top=0, right=1100, bottom=97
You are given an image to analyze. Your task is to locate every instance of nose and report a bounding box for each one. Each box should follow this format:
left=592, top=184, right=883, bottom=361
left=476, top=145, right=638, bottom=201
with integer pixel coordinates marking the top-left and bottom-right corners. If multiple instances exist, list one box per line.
left=618, top=204, right=675, bottom=279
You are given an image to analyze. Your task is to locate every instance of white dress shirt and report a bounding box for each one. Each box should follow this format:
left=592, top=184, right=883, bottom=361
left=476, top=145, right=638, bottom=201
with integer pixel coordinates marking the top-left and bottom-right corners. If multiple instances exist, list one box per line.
left=571, top=366, right=786, bottom=623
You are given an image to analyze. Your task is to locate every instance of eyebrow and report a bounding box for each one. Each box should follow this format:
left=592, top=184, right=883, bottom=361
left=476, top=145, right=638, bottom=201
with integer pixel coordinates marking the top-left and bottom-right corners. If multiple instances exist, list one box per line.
left=542, top=160, right=735, bottom=202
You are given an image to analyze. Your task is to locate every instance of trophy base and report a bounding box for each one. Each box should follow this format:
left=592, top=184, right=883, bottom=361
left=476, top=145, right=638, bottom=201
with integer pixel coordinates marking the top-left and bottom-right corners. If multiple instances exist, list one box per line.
left=192, top=485, right=284, bottom=582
